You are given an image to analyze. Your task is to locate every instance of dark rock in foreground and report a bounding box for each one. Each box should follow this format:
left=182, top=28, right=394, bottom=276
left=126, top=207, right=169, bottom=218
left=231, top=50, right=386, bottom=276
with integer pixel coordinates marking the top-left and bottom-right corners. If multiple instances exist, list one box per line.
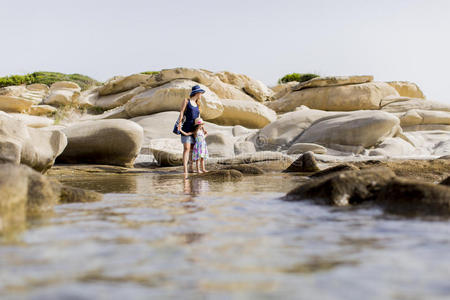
left=309, top=163, right=359, bottom=178
left=440, top=177, right=450, bottom=186
left=285, top=167, right=395, bottom=206
left=283, top=151, right=320, bottom=173
left=376, top=178, right=450, bottom=217
left=0, top=163, right=102, bottom=236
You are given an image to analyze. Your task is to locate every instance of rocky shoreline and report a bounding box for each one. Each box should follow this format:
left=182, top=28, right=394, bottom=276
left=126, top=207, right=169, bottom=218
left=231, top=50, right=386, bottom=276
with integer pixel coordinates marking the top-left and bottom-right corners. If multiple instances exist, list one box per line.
left=1, top=68, right=450, bottom=236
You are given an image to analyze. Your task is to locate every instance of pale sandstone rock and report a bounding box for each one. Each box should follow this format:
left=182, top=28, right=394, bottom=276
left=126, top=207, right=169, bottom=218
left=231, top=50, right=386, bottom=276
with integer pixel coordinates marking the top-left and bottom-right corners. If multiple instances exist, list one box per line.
left=94, top=86, right=145, bottom=110
left=398, top=109, right=450, bottom=127
left=368, top=137, right=416, bottom=157
left=206, top=132, right=236, bottom=158
left=0, top=84, right=48, bottom=104
left=28, top=105, right=57, bottom=116
left=7, top=113, right=54, bottom=128
left=208, top=99, right=276, bottom=129
left=293, top=75, right=373, bottom=91
left=234, top=140, right=256, bottom=155
left=125, top=80, right=223, bottom=120
left=267, top=82, right=398, bottom=112
left=401, top=130, right=450, bottom=155
left=214, top=71, right=274, bottom=102
left=381, top=98, right=450, bottom=113
left=287, top=143, right=327, bottom=155
left=250, top=106, right=331, bottom=150
left=387, top=81, right=425, bottom=99
left=57, top=119, right=143, bottom=167
left=0, top=95, right=34, bottom=113
left=149, top=138, right=183, bottom=166
left=295, top=110, right=401, bottom=148
left=98, top=74, right=150, bottom=96
left=271, top=82, right=297, bottom=100
left=44, top=81, right=81, bottom=106
left=145, top=68, right=255, bottom=101
left=0, top=112, right=67, bottom=172
left=402, top=124, right=450, bottom=132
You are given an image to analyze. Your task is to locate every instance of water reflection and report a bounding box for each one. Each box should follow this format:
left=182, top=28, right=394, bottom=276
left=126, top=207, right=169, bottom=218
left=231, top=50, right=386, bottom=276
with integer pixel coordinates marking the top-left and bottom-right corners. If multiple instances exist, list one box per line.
left=184, top=178, right=211, bottom=196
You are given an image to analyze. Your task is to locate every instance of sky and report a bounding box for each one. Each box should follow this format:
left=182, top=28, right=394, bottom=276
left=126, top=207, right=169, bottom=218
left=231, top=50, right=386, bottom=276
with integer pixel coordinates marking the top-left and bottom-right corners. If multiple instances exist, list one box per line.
left=1, top=0, right=449, bottom=103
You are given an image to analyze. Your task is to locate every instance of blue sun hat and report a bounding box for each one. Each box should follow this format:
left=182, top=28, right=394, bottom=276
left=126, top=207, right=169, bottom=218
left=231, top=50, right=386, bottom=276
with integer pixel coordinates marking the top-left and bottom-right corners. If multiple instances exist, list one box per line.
left=190, top=85, right=205, bottom=97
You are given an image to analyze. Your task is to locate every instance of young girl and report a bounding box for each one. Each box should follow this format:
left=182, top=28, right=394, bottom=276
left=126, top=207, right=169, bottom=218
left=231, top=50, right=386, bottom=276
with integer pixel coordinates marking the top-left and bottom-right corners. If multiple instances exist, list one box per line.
left=192, top=117, right=208, bottom=173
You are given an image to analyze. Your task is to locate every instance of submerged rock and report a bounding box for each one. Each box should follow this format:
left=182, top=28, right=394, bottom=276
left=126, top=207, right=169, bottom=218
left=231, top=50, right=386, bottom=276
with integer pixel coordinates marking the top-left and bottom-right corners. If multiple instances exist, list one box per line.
left=283, top=151, right=320, bottom=173
left=191, top=169, right=243, bottom=182
left=222, top=164, right=265, bottom=175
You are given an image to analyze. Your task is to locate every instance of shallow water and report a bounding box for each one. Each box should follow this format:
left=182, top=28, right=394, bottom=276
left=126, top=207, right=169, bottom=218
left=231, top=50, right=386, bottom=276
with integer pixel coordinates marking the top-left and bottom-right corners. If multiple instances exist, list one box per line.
left=1, top=171, right=450, bottom=300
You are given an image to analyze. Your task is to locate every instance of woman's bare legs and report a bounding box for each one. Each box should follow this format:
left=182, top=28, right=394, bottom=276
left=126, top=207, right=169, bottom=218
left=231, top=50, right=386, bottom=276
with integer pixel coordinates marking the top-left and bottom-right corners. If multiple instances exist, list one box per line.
left=182, top=142, right=192, bottom=178
left=188, top=144, right=194, bottom=172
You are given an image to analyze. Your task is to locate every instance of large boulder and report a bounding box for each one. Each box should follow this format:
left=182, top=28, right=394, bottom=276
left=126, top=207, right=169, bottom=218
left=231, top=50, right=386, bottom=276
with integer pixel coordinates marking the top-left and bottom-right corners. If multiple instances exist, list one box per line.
left=403, top=131, right=450, bottom=156
left=0, top=95, right=34, bottom=113
left=381, top=98, right=450, bottom=113
left=293, top=75, right=373, bottom=91
left=208, top=99, right=276, bottom=129
left=145, top=68, right=255, bottom=101
left=214, top=71, right=274, bottom=102
left=0, top=84, right=49, bottom=104
left=206, top=132, right=236, bottom=157
left=249, top=107, right=331, bottom=151
left=94, top=86, right=145, bottom=110
left=267, top=82, right=399, bottom=113
left=44, top=81, right=81, bottom=106
left=295, top=110, right=401, bottom=149
left=386, top=81, right=425, bottom=99
left=125, top=79, right=224, bottom=120
left=0, top=112, right=67, bottom=172
left=367, top=137, right=417, bottom=157
left=131, top=111, right=180, bottom=145
left=57, top=119, right=143, bottom=167
left=98, top=74, right=150, bottom=96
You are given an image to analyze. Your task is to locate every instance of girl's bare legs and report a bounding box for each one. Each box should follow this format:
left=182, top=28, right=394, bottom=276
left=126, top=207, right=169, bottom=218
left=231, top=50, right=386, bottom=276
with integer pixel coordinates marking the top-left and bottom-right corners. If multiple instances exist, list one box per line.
left=200, top=158, right=207, bottom=173
left=196, top=160, right=200, bottom=173
left=182, top=143, right=191, bottom=178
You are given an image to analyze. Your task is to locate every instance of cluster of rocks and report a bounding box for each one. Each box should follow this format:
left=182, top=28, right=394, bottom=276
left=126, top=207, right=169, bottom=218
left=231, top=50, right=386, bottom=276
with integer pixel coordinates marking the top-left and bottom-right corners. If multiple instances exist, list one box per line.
left=1, top=68, right=450, bottom=224
left=283, top=153, right=450, bottom=218
left=1, top=68, right=449, bottom=170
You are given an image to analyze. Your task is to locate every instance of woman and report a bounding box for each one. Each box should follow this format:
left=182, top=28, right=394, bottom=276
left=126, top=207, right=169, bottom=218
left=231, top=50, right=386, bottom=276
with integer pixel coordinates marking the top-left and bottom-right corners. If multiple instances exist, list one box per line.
left=177, top=85, right=204, bottom=178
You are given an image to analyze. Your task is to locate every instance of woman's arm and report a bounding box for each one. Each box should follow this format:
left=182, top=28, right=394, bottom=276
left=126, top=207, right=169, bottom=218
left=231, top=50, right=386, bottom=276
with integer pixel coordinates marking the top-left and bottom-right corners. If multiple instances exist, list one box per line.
left=177, top=98, right=189, bottom=131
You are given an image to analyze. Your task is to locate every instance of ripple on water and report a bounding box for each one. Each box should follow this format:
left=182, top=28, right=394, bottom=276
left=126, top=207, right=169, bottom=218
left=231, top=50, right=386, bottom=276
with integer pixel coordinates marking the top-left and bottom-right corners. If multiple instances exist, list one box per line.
left=1, top=172, right=450, bottom=299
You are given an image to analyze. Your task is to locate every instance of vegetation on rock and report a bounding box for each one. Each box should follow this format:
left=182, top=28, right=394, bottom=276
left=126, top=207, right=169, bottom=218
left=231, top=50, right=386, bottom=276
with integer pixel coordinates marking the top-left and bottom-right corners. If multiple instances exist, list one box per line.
left=278, top=73, right=319, bottom=84
left=140, top=71, right=160, bottom=75
left=0, top=72, right=100, bottom=90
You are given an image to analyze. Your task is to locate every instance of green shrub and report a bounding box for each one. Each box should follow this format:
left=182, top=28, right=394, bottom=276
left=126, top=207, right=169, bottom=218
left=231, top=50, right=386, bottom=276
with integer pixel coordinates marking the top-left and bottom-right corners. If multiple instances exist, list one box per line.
left=0, top=71, right=101, bottom=90
left=278, top=73, right=320, bottom=84
left=140, top=71, right=160, bottom=75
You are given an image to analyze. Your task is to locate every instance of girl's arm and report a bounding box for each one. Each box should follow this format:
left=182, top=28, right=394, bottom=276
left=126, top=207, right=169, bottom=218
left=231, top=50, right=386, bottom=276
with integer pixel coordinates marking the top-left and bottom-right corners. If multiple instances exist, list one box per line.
left=202, top=127, right=208, bottom=136
left=180, top=129, right=192, bottom=136
left=177, top=98, right=188, bottom=131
